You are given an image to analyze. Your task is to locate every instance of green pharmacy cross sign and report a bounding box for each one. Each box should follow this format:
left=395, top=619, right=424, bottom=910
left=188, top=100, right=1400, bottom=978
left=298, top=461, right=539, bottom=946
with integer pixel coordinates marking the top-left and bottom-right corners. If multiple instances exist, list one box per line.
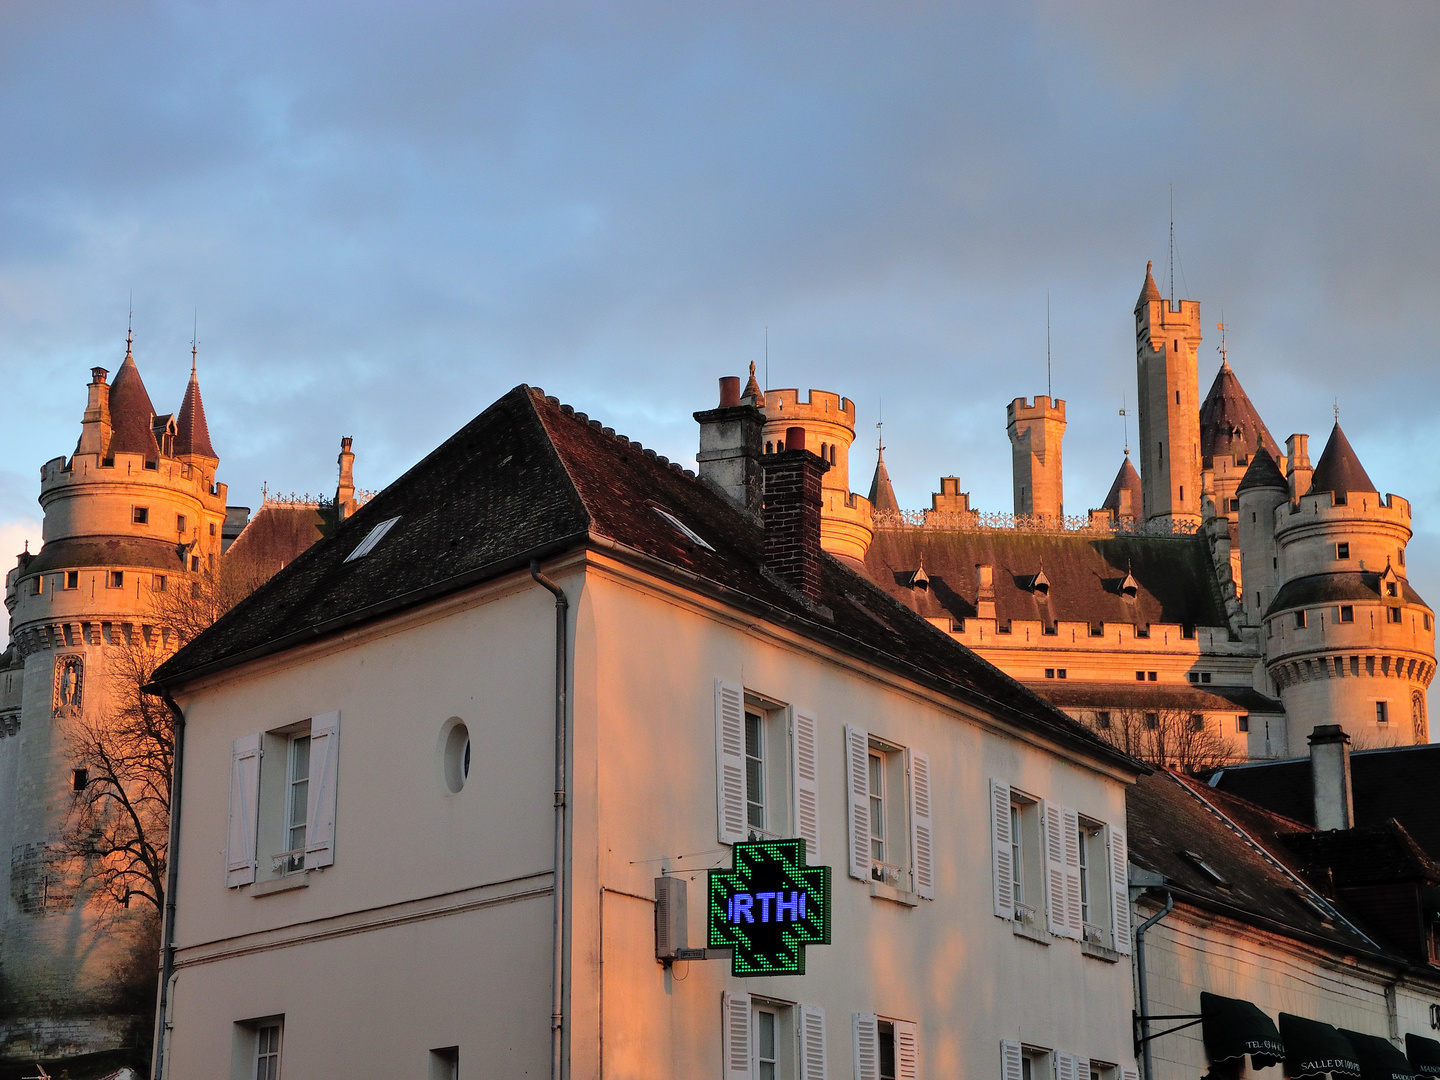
left=708, top=839, right=831, bottom=977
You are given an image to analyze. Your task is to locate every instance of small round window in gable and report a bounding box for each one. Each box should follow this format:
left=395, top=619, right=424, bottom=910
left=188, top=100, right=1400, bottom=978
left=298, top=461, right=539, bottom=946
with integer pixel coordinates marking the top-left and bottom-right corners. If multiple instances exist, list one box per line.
left=442, top=719, right=471, bottom=794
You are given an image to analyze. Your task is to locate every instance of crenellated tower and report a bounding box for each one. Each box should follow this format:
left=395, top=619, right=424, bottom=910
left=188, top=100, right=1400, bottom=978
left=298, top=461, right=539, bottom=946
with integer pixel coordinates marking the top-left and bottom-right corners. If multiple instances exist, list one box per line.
left=1135, top=261, right=1203, bottom=527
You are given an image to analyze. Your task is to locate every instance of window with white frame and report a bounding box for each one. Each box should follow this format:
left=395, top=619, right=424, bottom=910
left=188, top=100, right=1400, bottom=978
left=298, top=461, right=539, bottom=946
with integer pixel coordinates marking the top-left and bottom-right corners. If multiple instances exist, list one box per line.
left=232, top=1016, right=284, bottom=1080
left=854, top=1013, right=917, bottom=1080
left=715, top=681, right=819, bottom=855
left=1077, top=817, right=1113, bottom=946
left=226, top=712, right=340, bottom=889
left=722, top=991, right=825, bottom=1080
left=845, top=725, right=934, bottom=899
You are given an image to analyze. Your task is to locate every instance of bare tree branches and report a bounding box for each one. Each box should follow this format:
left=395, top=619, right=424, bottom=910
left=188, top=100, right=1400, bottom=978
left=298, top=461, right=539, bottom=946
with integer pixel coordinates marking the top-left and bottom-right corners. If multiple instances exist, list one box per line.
left=1084, top=706, right=1244, bottom=774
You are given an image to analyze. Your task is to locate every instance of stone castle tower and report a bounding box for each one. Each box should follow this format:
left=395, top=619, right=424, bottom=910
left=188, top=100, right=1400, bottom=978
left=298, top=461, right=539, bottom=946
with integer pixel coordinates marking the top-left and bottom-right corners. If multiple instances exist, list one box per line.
left=1135, top=261, right=1203, bottom=526
left=1006, top=395, right=1066, bottom=520
left=0, top=333, right=227, bottom=1058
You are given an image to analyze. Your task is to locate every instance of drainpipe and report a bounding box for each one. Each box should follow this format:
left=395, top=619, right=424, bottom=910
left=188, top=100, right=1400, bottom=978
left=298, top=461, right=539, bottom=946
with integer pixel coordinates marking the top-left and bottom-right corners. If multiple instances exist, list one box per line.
left=531, top=561, right=570, bottom=1080
left=152, top=689, right=187, bottom=1080
left=1135, top=891, right=1174, bottom=1080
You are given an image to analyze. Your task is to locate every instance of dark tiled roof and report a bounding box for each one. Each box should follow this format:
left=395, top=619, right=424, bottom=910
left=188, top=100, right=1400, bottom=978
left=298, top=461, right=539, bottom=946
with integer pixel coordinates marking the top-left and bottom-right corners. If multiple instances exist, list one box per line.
left=863, top=529, right=1229, bottom=628
left=1199, top=362, right=1280, bottom=466
left=1280, top=821, right=1440, bottom=888
left=175, top=365, right=217, bottom=459
left=1309, top=424, right=1378, bottom=498
left=1137, top=260, right=1163, bottom=309
left=1127, top=770, right=1375, bottom=952
left=23, top=535, right=186, bottom=575
left=150, top=386, right=1140, bottom=772
left=1236, top=446, right=1288, bottom=495
left=223, top=504, right=326, bottom=579
left=1208, top=745, right=1440, bottom=861
left=867, top=447, right=898, bottom=512
left=1100, top=455, right=1143, bottom=514
left=1033, top=681, right=1282, bottom=715
left=1266, top=571, right=1431, bottom=616
left=107, top=352, right=161, bottom=459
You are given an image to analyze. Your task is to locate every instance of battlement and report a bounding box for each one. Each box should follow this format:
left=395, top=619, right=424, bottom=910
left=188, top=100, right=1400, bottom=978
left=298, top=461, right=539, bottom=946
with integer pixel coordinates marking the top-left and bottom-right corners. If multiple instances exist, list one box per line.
left=1007, top=396, right=1066, bottom=422
left=763, top=388, right=856, bottom=428
left=1138, top=296, right=1202, bottom=326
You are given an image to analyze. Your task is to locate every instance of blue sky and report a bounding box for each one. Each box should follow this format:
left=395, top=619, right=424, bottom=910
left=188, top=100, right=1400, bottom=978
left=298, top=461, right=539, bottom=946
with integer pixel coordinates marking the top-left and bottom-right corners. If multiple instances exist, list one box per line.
left=2, top=2, right=1438, bottom=607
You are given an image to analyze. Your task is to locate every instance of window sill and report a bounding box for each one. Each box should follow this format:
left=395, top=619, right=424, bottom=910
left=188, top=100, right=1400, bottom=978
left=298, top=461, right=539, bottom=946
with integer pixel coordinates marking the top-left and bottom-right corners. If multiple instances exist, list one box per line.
left=1011, top=919, right=1049, bottom=945
left=1081, top=940, right=1121, bottom=963
left=250, top=873, right=309, bottom=897
left=869, top=882, right=920, bottom=907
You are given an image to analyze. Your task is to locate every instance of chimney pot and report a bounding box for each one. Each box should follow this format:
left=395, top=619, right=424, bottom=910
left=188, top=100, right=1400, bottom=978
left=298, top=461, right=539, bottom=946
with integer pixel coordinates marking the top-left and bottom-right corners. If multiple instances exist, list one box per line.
left=90, top=367, right=109, bottom=385
left=785, top=426, right=806, bottom=452
left=1308, top=724, right=1353, bottom=831
left=718, top=377, right=741, bottom=408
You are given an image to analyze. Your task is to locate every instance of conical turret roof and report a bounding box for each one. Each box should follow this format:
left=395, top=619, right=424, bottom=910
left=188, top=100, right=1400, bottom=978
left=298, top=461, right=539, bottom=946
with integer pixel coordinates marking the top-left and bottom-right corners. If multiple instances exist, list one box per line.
left=1308, top=424, right=1377, bottom=498
left=107, top=336, right=161, bottom=458
left=1235, top=445, right=1288, bottom=494
left=1199, top=361, right=1279, bottom=464
left=1101, top=454, right=1143, bottom=513
left=868, top=446, right=898, bottom=512
left=1136, top=260, right=1163, bottom=310
left=176, top=355, right=217, bottom=459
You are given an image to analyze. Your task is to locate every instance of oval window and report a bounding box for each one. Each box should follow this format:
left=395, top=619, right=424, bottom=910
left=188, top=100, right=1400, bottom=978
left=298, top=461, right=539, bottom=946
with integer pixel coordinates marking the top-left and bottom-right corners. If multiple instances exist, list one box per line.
left=443, top=721, right=471, bottom=793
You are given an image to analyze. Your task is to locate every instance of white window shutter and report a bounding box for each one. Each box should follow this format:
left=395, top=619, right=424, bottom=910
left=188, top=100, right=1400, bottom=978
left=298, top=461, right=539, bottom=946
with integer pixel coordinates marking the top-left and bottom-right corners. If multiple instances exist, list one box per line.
left=1056, top=1051, right=1079, bottom=1080
left=716, top=680, right=747, bottom=845
left=799, top=1004, right=827, bottom=1080
left=1061, top=808, right=1083, bottom=940
left=1109, top=823, right=1132, bottom=955
left=845, top=725, right=871, bottom=882
left=723, top=990, right=752, bottom=1080
left=305, top=710, right=341, bottom=869
left=793, top=708, right=821, bottom=859
left=894, top=1020, right=919, bottom=1080
left=990, top=779, right=1014, bottom=919
left=907, top=749, right=934, bottom=899
left=1121, top=1067, right=1139, bottom=1080
left=852, top=1013, right=879, bottom=1080
left=225, top=733, right=262, bottom=887
left=1042, top=800, right=1067, bottom=936
left=1000, top=1041, right=1024, bottom=1080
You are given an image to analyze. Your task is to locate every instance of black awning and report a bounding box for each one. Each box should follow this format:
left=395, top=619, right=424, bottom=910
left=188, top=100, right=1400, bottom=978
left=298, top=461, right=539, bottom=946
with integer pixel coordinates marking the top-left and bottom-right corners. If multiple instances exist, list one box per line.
left=1200, top=992, right=1284, bottom=1070
left=1341, top=1030, right=1415, bottom=1080
left=1406, top=1035, right=1440, bottom=1078
left=1279, top=1014, right=1362, bottom=1080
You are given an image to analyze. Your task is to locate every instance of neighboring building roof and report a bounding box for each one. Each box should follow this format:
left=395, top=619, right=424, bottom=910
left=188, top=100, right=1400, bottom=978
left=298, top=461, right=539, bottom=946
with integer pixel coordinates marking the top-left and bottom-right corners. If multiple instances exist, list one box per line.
left=223, top=503, right=326, bottom=579
left=1281, top=820, right=1440, bottom=888
left=1137, top=260, right=1163, bottom=309
left=1100, top=455, right=1143, bottom=514
left=175, top=362, right=217, bottom=459
left=107, top=349, right=161, bottom=459
left=868, top=447, right=898, bottom=512
left=1308, top=424, right=1378, bottom=498
left=1236, top=445, right=1288, bottom=494
left=1265, top=571, right=1430, bottom=616
left=1033, top=681, right=1283, bottom=716
left=1208, top=744, right=1440, bottom=860
left=864, top=529, right=1230, bottom=629
left=1199, top=362, right=1280, bottom=465
left=150, top=385, right=1140, bottom=773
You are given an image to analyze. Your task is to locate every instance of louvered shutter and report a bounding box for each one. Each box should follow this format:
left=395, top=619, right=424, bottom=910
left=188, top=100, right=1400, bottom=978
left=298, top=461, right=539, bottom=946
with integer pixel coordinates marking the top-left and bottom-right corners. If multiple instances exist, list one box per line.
left=305, top=711, right=341, bottom=868
left=990, top=780, right=1014, bottom=919
left=1000, top=1041, right=1024, bottom=1080
left=225, top=734, right=262, bottom=887
left=723, top=990, right=752, bottom=1080
left=894, top=1020, right=918, bottom=1080
left=798, top=1004, right=827, bottom=1080
left=1061, top=808, right=1083, bottom=939
left=793, top=708, right=821, bottom=858
left=1042, top=800, right=1067, bottom=936
left=852, top=1014, right=879, bottom=1080
left=907, top=750, right=934, bottom=899
left=845, top=725, right=871, bottom=882
left=1121, top=1067, right=1139, bottom=1080
left=716, top=680, right=747, bottom=845
left=1056, top=1051, right=1079, bottom=1080
left=1109, top=823, right=1132, bottom=955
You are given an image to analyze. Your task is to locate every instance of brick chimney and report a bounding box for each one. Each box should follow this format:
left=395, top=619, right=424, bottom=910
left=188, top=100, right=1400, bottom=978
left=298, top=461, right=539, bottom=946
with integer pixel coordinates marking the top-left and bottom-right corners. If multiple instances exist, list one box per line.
left=78, top=367, right=111, bottom=456
left=695, top=377, right=765, bottom=520
left=761, top=426, right=829, bottom=601
left=336, top=437, right=357, bottom=521
left=1287, top=433, right=1313, bottom=503
left=1309, top=724, right=1354, bottom=831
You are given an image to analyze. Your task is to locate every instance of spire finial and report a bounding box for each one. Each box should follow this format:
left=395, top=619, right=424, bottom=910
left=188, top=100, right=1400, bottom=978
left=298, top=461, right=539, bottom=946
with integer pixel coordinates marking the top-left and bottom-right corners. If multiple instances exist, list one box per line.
left=125, top=299, right=133, bottom=360
left=1046, top=289, right=1052, bottom=399
left=1334, top=398, right=1340, bottom=425
left=191, top=310, right=198, bottom=374
left=1217, top=318, right=1228, bottom=367
left=876, top=398, right=884, bottom=454
left=1120, top=392, right=1129, bottom=456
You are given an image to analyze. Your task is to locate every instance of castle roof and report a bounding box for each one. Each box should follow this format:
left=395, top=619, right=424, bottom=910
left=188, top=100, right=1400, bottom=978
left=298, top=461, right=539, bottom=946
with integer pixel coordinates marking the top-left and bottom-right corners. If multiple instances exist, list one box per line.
left=175, top=361, right=217, bottom=459
left=150, top=385, right=1140, bottom=775
left=1199, top=362, right=1279, bottom=465
left=1264, top=570, right=1430, bottom=618
left=1308, top=423, right=1378, bottom=498
left=1236, top=445, right=1288, bottom=494
left=106, top=346, right=161, bottom=459
left=1100, top=455, right=1143, bottom=513
left=223, top=503, right=326, bottom=579
left=863, top=527, right=1230, bottom=630
left=868, top=446, right=898, bottom=511
left=1136, top=260, right=1163, bottom=310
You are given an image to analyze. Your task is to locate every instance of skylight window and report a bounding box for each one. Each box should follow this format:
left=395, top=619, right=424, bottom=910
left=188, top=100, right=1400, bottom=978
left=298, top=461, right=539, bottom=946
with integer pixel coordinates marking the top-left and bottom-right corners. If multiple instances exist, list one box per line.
left=653, top=507, right=714, bottom=551
left=344, top=516, right=400, bottom=562
left=1180, top=850, right=1230, bottom=888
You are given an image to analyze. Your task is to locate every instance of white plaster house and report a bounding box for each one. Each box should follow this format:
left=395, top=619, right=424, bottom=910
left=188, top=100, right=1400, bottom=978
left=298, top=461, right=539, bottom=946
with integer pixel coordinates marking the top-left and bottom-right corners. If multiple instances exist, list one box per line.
left=148, top=382, right=1148, bottom=1080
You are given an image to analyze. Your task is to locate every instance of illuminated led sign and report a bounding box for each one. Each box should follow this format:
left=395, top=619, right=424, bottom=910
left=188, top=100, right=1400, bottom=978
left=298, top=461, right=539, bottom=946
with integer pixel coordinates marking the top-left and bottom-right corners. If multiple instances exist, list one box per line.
left=707, top=839, right=831, bottom=976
